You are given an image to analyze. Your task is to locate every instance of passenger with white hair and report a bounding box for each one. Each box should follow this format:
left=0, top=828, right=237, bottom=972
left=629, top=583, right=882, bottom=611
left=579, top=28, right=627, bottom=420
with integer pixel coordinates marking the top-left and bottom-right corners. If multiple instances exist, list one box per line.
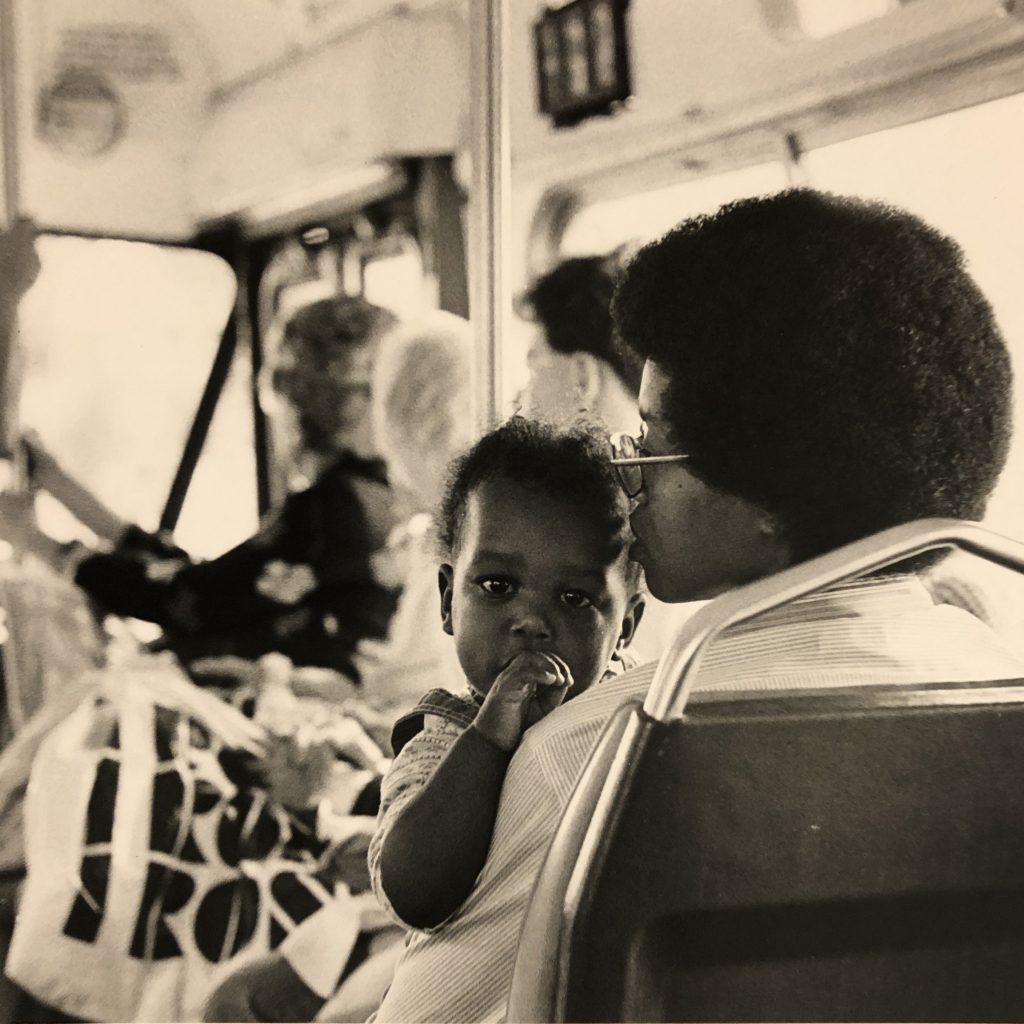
left=357, top=310, right=476, bottom=712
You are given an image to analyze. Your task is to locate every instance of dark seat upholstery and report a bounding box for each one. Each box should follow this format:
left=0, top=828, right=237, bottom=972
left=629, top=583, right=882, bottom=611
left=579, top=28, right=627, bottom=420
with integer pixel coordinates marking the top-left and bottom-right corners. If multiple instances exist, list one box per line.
left=508, top=520, right=1024, bottom=1023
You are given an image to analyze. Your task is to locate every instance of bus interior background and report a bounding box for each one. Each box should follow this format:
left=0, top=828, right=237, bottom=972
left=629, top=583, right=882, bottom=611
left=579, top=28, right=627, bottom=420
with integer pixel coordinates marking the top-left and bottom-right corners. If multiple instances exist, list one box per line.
left=4, top=0, right=1024, bottom=1018
left=4, top=0, right=1024, bottom=567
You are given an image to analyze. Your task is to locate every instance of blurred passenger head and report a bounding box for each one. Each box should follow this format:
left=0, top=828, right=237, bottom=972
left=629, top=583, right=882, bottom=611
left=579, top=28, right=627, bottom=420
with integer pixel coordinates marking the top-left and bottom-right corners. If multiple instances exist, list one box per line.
left=269, top=296, right=398, bottom=459
left=372, top=311, right=475, bottom=511
left=613, top=188, right=1012, bottom=601
left=516, top=251, right=643, bottom=432
left=437, top=417, right=643, bottom=701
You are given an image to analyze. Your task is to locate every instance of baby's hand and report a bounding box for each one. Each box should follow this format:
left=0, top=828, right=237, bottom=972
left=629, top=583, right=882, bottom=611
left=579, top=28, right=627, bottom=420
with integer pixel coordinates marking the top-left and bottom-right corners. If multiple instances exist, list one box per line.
left=473, top=651, right=573, bottom=752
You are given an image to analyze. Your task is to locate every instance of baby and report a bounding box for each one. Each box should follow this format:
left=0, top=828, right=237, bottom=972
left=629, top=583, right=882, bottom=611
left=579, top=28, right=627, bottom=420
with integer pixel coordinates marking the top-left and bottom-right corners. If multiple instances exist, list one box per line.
left=368, top=417, right=644, bottom=930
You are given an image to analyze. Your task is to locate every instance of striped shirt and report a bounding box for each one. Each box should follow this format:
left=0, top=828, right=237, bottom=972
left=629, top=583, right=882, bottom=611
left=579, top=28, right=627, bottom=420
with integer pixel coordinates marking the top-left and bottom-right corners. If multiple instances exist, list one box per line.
left=369, top=575, right=1024, bottom=1023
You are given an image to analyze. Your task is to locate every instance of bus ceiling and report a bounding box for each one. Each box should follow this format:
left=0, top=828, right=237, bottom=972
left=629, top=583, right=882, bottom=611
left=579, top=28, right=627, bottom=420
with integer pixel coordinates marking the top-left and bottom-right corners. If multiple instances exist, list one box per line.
left=0, top=0, right=467, bottom=240
left=509, top=0, right=1024, bottom=208
left=1, top=0, right=1024, bottom=241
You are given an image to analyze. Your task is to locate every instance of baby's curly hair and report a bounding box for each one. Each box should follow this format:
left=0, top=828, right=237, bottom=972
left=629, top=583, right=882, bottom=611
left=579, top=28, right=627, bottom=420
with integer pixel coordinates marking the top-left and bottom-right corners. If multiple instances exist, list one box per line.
left=613, top=189, right=1012, bottom=562
left=438, top=417, right=638, bottom=583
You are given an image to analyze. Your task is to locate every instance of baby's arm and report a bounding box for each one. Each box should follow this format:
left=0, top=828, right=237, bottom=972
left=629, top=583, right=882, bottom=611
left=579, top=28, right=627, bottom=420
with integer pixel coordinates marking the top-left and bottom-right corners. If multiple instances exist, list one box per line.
left=376, top=652, right=570, bottom=930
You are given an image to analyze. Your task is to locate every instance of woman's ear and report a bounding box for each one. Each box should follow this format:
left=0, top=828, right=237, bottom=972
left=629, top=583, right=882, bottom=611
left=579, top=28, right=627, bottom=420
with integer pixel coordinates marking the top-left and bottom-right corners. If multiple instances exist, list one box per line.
left=616, top=592, right=646, bottom=650
left=438, top=564, right=455, bottom=636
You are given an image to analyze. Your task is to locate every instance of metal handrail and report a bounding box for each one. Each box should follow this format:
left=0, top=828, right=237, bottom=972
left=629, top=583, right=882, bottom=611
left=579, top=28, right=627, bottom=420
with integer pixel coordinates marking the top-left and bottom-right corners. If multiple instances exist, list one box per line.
left=645, top=518, right=1024, bottom=722
left=467, top=0, right=510, bottom=434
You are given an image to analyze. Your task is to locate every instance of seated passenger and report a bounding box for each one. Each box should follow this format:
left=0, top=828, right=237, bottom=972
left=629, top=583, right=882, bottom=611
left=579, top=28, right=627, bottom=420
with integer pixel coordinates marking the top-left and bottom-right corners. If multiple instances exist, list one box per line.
left=2, top=231, right=391, bottom=1022
left=366, top=190, right=1024, bottom=1022
left=69, top=296, right=402, bottom=682
left=368, top=418, right=644, bottom=931
left=515, top=249, right=641, bottom=433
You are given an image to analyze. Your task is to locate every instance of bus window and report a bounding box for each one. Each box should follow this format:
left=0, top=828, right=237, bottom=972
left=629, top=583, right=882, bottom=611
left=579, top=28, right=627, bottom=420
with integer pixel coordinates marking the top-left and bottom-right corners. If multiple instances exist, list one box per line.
left=506, top=161, right=791, bottom=414
left=17, top=236, right=254, bottom=558
left=363, top=238, right=430, bottom=319
left=801, top=91, right=1024, bottom=536
left=785, top=0, right=893, bottom=39
left=253, top=230, right=430, bottom=501
left=257, top=232, right=427, bottom=333
left=558, top=161, right=791, bottom=256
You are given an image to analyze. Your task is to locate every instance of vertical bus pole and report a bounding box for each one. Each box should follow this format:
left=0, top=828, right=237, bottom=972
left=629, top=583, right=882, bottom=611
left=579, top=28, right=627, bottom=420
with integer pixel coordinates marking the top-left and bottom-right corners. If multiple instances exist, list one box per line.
left=0, top=0, right=22, bottom=466
left=467, top=0, right=511, bottom=434
left=0, top=0, right=19, bottom=227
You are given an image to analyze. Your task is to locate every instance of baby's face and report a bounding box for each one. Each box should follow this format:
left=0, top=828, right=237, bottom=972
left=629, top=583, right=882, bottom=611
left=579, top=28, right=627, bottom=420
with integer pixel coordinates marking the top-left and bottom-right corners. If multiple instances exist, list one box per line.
left=440, top=478, right=636, bottom=699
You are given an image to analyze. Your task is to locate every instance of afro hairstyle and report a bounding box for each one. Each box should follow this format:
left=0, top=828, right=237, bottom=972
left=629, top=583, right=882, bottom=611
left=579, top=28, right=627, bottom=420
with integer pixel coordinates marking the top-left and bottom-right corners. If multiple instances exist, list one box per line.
left=612, top=189, right=1012, bottom=561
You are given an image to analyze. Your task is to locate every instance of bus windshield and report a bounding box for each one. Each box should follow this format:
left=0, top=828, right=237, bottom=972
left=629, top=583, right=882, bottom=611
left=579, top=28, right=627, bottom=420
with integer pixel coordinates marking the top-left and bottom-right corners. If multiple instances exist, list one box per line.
left=17, top=236, right=254, bottom=558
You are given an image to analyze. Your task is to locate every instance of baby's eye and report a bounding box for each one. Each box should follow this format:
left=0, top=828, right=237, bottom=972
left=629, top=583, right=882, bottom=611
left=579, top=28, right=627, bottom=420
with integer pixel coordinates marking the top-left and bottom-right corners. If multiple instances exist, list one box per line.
left=561, top=589, right=594, bottom=609
left=479, top=576, right=515, bottom=596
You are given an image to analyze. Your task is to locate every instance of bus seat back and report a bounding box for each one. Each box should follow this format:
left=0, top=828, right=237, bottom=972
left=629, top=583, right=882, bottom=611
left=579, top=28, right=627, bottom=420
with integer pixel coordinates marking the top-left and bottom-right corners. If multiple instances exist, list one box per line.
left=515, top=682, right=1024, bottom=1022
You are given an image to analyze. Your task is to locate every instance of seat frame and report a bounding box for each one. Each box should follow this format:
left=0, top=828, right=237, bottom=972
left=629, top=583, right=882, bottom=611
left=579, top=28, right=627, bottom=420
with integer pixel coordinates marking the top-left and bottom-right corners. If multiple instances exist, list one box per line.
left=508, top=518, right=1024, bottom=1022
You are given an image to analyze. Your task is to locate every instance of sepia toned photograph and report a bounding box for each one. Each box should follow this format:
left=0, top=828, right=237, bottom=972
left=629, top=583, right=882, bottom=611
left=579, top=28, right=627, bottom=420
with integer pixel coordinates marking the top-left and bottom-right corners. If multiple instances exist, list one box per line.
left=3, top=1, right=1024, bottom=1021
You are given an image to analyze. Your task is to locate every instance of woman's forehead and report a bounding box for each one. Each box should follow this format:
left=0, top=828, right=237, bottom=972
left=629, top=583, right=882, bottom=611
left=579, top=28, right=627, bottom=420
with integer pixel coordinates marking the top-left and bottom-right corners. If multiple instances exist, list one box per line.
left=637, top=361, right=681, bottom=443
left=637, top=361, right=671, bottom=420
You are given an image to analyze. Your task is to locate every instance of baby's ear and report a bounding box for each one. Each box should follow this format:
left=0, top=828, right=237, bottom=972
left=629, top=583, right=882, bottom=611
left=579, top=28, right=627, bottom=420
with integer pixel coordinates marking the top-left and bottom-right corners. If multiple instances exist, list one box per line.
left=438, top=564, right=455, bottom=636
left=617, top=592, right=646, bottom=649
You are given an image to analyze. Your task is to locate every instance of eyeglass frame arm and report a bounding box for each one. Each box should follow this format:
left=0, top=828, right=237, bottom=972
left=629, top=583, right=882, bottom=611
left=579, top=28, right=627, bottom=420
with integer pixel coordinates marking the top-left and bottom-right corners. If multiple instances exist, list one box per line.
left=609, top=453, right=693, bottom=466
left=645, top=517, right=1024, bottom=723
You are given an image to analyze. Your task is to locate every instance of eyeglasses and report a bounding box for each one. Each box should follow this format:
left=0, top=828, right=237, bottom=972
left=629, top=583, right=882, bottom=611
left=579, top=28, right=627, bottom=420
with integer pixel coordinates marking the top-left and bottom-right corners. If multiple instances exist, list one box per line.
left=608, top=431, right=695, bottom=498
